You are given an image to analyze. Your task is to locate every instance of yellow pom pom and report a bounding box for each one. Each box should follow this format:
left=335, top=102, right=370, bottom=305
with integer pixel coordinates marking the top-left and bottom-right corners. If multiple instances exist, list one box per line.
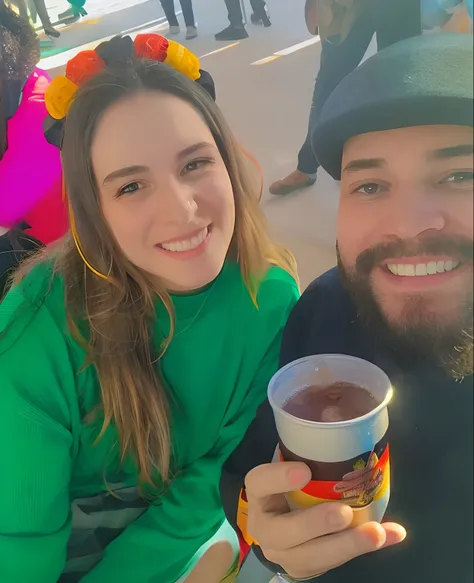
left=165, top=40, right=201, bottom=81
left=45, top=76, right=79, bottom=120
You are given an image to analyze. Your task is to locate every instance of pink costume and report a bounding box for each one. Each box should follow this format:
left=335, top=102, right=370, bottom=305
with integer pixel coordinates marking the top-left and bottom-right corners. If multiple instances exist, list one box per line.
left=0, top=67, right=67, bottom=244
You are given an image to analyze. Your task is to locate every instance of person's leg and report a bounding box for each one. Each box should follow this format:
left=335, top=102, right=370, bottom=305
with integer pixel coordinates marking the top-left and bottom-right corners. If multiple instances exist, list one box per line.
left=15, top=0, right=29, bottom=21
left=249, top=0, right=270, bottom=26
left=160, top=0, right=179, bottom=28
left=271, top=13, right=375, bottom=194
left=375, top=0, right=421, bottom=49
left=178, top=0, right=196, bottom=28
left=32, top=0, right=60, bottom=37
left=225, top=0, right=243, bottom=27
left=215, top=0, right=249, bottom=40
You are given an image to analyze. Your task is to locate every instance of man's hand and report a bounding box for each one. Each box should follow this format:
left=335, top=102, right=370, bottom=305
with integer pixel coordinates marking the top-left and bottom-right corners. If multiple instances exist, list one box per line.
left=245, top=462, right=406, bottom=581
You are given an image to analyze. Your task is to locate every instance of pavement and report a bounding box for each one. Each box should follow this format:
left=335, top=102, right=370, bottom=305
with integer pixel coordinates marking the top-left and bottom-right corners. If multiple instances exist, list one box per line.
left=35, top=1, right=350, bottom=580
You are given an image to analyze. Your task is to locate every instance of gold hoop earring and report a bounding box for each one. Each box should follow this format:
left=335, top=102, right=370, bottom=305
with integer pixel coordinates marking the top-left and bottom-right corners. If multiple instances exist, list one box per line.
left=65, top=198, right=112, bottom=285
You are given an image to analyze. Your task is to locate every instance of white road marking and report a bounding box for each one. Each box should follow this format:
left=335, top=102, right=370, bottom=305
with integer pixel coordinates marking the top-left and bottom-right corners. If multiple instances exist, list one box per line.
left=200, top=42, right=240, bottom=59
left=275, top=36, right=320, bottom=56
left=251, top=35, right=321, bottom=65
left=251, top=54, right=281, bottom=66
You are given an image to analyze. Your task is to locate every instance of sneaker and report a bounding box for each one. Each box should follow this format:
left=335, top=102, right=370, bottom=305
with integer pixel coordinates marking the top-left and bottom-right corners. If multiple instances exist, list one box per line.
left=269, top=170, right=317, bottom=195
left=186, top=26, right=198, bottom=40
left=215, top=25, right=249, bottom=41
left=167, top=25, right=180, bottom=36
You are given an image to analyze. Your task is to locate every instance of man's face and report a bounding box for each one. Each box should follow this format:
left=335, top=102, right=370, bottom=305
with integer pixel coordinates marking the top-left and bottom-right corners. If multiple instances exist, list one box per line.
left=337, top=125, right=473, bottom=362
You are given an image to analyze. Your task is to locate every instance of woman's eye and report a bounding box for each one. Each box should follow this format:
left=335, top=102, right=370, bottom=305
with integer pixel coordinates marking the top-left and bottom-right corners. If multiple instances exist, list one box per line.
left=353, top=182, right=387, bottom=196
left=440, top=171, right=474, bottom=186
left=118, top=182, right=141, bottom=196
left=182, top=158, right=213, bottom=175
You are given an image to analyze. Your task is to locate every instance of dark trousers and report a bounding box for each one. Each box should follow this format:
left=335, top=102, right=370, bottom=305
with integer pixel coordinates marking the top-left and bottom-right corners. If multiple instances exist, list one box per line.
left=297, top=0, right=422, bottom=175
left=224, top=0, right=267, bottom=27
left=160, top=0, right=195, bottom=27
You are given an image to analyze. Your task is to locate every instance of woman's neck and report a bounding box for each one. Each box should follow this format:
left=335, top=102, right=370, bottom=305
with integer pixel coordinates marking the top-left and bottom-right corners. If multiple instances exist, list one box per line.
left=0, top=226, right=9, bottom=236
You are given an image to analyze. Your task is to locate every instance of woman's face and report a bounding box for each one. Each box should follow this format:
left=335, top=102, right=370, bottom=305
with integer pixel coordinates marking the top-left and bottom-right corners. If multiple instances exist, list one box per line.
left=92, top=91, right=235, bottom=292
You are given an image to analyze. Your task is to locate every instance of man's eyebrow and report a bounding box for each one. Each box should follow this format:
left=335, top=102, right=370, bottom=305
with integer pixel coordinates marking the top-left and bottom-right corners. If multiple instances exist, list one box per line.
left=102, top=165, right=149, bottom=185
left=176, top=141, right=214, bottom=160
left=428, top=144, right=474, bottom=160
left=342, top=158, right=386, bottom=172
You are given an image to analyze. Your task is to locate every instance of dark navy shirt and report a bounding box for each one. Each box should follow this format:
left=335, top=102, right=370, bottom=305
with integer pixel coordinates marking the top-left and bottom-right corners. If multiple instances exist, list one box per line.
left=222, top=267, right=473, bottom=583
left=279, top=267, right=473, bottom=583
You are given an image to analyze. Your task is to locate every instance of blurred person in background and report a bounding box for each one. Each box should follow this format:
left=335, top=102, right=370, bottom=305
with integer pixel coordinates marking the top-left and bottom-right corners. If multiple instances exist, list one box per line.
left=270, top=0, right=422, bottom=196
left=215, top=0, right=270, bottom=41
left=12, top=0, right=61, bottom=37
left=160, top=0, right=198, bottom=40
left=57, top=0, right=87, bottom=23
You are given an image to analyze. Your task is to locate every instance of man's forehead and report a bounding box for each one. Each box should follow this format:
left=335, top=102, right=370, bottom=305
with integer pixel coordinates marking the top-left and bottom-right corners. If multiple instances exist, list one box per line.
left=342, top=125, right=473, bottom=164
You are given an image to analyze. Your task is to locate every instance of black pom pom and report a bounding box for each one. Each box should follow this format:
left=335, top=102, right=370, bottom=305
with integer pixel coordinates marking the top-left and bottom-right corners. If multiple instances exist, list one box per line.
left=43, top=116, right=64, bottom=149
left=95, top=35, right=135, bottom=68
left=196, top=69, right=216, bottom=101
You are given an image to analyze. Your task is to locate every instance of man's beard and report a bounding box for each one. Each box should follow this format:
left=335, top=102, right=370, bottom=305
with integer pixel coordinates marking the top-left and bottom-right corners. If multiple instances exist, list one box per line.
left=336, top=236, right=473, bottom=380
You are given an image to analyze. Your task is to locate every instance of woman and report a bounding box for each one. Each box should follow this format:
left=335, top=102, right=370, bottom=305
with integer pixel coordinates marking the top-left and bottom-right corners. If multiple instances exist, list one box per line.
left=0, top=34, right=299, bottom=583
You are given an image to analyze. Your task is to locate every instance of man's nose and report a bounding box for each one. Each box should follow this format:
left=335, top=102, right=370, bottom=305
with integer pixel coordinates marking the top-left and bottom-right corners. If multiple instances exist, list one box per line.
left=385, top=191, right=446, bottom=240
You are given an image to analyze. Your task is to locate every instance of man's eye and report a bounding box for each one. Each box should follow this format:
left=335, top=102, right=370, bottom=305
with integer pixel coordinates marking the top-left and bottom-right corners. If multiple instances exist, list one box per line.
left=182, top=158, right=213, bottom=175
left=441, top=171, right=474, bottom=185
left=353, top=182, right=386, bottom=195
left=118, top=182, right=141, bottom=197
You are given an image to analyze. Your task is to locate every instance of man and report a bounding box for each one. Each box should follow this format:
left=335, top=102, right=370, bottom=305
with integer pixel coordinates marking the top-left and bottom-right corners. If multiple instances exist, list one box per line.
left=270, top=0, right=421, bottom=195
left=215, top=0, right=270, bottom=41
left=222, top=33, right=473, bottom=582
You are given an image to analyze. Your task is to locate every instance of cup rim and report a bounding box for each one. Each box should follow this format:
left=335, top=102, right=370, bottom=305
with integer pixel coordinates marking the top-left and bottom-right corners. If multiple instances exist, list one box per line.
left=268, top=354, right=393, bottom=429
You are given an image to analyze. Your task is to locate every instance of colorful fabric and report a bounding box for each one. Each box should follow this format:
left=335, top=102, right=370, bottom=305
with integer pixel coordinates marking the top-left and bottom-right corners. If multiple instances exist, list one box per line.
left=0, top=260, right=298, bottom=582
left=0, top=68, right=66, bottom=242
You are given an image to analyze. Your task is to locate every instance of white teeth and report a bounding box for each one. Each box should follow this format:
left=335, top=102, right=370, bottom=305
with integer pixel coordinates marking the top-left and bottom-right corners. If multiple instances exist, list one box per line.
left=387, top=264, right=398, bottom=275
left=427, top=261, right=437, bottom=275
left=386, top=260, right=460, bottom=277
left=415, top=264, right=427, bottom=276
left=160, top=228, right=208, bottom=252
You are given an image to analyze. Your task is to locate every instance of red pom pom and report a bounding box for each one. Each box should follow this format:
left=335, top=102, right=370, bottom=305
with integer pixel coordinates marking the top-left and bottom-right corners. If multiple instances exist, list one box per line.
left=134, top=34, right=169, bottom=62
left=66, top=50, right=106, bottom=86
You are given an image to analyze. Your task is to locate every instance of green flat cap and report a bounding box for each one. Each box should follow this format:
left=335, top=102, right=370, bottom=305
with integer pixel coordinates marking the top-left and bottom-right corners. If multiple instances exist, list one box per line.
left=312, top=33, right=474, bottom=180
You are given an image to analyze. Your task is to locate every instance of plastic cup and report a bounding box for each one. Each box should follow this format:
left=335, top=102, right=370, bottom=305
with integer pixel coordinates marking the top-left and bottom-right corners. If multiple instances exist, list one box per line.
left=268, top=354, right=393, bottom=526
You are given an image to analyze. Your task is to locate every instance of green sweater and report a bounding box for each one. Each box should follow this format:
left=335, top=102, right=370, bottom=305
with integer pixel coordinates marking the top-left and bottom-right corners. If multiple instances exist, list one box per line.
left=0, top=260, right=298, bottom=583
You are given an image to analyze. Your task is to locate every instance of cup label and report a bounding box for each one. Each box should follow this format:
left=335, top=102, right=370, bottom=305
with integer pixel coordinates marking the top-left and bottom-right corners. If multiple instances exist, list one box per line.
left=280, top=437, right=390, bottom=509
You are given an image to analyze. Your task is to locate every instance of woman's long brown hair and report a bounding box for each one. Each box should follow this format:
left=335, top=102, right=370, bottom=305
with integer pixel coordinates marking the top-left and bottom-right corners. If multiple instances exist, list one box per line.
left=13, top=60, right=298, bottom=489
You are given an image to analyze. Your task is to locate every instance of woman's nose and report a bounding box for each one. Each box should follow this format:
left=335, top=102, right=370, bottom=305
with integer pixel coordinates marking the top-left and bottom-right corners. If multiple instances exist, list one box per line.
left=160, top=182, right=198, bottom=224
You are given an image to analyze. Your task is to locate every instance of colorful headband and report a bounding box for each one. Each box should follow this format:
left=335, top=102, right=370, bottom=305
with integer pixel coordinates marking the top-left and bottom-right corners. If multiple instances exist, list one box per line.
left=43, top=34, right=216, bottom=148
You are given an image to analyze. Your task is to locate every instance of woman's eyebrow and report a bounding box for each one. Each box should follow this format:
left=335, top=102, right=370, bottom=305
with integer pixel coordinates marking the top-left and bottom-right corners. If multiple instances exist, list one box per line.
left=176, top=141, right=214, bottom=161
left=102, top=165, right=149, bottom=185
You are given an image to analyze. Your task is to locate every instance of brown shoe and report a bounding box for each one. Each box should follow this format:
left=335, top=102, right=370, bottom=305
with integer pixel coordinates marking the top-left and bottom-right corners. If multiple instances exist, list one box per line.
left=269, top=170, right=316, bottom=195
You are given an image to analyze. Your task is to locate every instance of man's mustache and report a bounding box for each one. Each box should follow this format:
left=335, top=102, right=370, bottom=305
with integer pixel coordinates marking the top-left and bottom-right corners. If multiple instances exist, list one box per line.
left=355, top=236, right=474, bottom=276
